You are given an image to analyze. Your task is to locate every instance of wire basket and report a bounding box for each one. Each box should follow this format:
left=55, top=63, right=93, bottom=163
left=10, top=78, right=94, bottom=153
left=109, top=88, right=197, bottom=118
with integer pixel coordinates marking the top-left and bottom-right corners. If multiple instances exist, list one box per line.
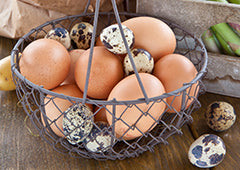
left=11, top=0, right=208, bottom=160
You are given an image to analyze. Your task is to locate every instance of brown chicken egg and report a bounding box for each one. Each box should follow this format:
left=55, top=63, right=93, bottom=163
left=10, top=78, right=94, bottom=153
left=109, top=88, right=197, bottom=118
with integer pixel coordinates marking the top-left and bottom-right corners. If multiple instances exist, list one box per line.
left=122, top=16, right=176, bottom=62
left=62, top=49, right=85, bottom=85
left=75, top=46, right=124, bottom=99
left=41, top=84, right=92, bottom=137
left=106, top=73, right=166, bottom=140
left=93, top=106, right=108, bottom=123
left=19, top=38, right=71, bottom=90
left=153, top=53, right=199, bottom=113
left=95, top=36, right=104, bottom=47
left=95, top=36, right=127, bottom=63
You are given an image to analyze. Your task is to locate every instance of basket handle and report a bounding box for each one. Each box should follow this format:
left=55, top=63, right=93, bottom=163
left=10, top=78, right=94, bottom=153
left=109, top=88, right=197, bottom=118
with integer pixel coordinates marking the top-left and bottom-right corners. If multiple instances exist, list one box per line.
left=82, top=0, right=101, bottom=105
left=83, top=0, right=150, bottom=104
left=83, top=0, right=92, bottom=14
left=111, top=0, right=150, bottom=103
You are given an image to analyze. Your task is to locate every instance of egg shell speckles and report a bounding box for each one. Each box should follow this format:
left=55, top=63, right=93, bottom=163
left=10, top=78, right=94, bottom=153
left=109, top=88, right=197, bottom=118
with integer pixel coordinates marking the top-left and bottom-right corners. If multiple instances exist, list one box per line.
left=84, top=121, right=115, bottom=153
left=100, top=24, right=135, bottom=54
left=45, top=27, right=71, bottom=49
left=70, top=22, right=93, bottom=49
left=63, top=103, right=94, bottom=145
left=205, top=101, right=236, bottom=132
left=188, top=134, right=226, bottom=168
left=123, top=48, right=154, bottom=75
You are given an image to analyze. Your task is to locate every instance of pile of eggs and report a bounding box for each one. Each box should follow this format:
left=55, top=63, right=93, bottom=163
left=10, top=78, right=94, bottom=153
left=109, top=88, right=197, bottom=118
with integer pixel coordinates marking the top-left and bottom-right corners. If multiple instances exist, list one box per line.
left=188, top=101, right=236, bottom=168
left=19, top=16, right=200, bottom=153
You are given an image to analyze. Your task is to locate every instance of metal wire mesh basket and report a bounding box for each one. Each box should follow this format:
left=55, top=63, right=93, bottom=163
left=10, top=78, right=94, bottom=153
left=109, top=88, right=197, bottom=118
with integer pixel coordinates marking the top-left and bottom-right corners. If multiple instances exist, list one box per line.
left=11, top=0, right=208, bottom=160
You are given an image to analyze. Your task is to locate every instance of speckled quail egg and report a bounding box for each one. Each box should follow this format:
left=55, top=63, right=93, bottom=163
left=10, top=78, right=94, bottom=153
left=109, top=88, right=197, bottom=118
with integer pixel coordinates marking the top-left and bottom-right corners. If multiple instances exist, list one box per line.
left=100, top=24, right=135, bottom=54
left=70, top=22, right=93, bottom=49
left=62, top=103, right=94, bottom=145
left=45, top=27, right=71, bottom=49
left=188, top=134, right=226, bottom=168
left=84, top=121, right=115, bottom=153
left=123, top=48, right=154, bottom=75
left=205, top=101, right=236, bottom=132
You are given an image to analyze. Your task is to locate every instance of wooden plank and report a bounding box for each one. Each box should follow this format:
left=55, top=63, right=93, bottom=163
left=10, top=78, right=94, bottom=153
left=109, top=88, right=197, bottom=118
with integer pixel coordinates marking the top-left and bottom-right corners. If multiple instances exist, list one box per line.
left=0, top=37, right=17, bottom=59
left=189, top=92, right=240, bottom=169
left=0, top=90, right=198, bottom=169
left=136, top=0, right=240, bottom=38
left=202, top=52, right=240, bottom=98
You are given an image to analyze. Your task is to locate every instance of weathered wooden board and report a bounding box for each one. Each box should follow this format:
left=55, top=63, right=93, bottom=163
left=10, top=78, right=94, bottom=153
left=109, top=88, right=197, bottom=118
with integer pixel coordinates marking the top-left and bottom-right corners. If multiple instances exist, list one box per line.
left=203, top=52, right=240, bottom=98
left=137, top=0, right=240, bottom=98
left=136, top=0, right=240, bottom=37
left=0, top=90, right=198, bottom=170
left=190, top=92, right=240, bottom=169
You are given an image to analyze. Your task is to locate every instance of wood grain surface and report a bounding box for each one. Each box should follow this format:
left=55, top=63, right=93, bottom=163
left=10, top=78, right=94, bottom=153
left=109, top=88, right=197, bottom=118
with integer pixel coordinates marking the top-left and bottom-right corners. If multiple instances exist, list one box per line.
left=0, top=36, right=239, bottom=170
left=190, top=93, right=240, bottom=170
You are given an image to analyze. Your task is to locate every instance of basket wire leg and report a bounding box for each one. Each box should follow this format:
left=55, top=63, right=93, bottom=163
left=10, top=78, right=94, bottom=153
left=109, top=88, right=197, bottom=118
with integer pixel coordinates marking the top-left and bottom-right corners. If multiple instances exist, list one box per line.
left=181, top=88, right=187, bottom=111
left=111, top=0, right=149, bottom=104
left=111, top=98, right=116, bottom=146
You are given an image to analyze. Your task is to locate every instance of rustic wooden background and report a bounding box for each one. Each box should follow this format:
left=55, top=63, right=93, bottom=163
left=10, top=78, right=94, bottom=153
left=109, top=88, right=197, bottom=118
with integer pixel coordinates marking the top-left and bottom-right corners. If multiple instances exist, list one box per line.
left=0, top=36, right=239, bottom=170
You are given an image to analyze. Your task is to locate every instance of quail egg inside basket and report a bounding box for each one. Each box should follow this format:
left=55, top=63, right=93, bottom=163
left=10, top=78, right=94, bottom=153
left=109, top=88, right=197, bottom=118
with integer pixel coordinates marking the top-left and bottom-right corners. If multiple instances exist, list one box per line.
left=84, top=121, right=115, bottom=153
left=45, top=27, right=71, bottom=49
left=62, top=103, right=94, bottom=145
left=100, top=24, right=135, bottom=54
left=70, top=22, right=93, bottom=49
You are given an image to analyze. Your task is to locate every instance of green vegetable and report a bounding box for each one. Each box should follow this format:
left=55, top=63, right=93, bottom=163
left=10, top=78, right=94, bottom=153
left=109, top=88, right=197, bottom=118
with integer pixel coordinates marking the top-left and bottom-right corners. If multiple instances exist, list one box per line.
left=204, top=0, right=240, bottom=56
left=201, top=29, right=221, bottom=53
left=228, top=22, right=240, bottom=37
left=228, top=0, right=240, bottom=4
left=208, top=0, right=229, bottom=3
left=211, top=23, right=240, bottom=56
left=210, top=27, right=235, bottom=56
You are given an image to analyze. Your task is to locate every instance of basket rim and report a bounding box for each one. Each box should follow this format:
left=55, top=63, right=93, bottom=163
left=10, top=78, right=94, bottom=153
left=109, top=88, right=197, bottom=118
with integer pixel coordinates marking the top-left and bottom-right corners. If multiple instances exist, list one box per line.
left=10, top=11, right=208, bottom=105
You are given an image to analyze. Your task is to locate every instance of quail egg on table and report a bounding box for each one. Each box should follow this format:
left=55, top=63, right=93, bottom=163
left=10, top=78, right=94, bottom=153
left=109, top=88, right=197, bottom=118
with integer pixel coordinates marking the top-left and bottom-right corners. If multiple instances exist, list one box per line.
left=188, top=134, right=226, bottom=168
left=84, top=121, right=115, bottom=153
left=123, top=48, right=154, bottom=75
left=205, top=101, right=236, bottom=132
left=45, top=27, right=71, bottom=49
left=100, top=24, right=135, bottom=54
left=70, top=22, right=93, bottom=49
left=62, top=103, right=94, bottom=145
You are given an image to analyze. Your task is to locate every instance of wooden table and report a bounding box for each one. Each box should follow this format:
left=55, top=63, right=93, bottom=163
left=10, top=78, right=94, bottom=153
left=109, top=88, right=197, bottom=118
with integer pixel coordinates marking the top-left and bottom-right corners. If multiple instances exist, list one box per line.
left=0, top=36, right=239, bottom=170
